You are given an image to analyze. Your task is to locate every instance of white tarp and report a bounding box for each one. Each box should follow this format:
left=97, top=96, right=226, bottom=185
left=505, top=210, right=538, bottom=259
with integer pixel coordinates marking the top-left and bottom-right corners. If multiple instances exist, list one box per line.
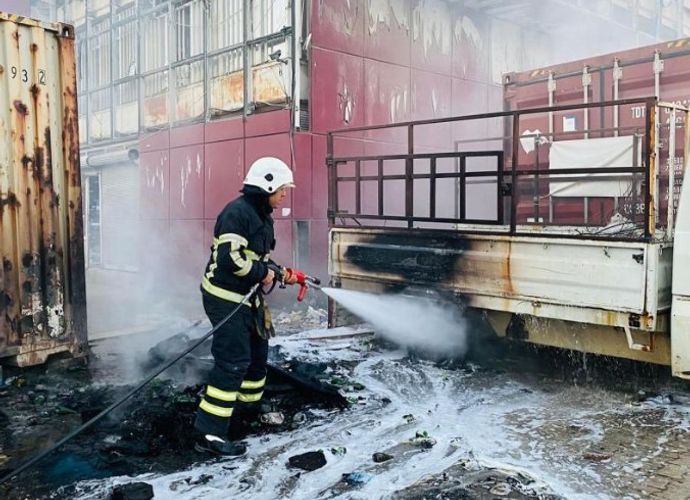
left=549, top=135, right=637, bottom=197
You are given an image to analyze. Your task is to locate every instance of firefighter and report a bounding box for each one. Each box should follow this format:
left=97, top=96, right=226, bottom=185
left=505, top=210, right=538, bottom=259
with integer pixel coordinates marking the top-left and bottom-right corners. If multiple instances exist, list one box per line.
left=194, top=156, right=299, bottom=456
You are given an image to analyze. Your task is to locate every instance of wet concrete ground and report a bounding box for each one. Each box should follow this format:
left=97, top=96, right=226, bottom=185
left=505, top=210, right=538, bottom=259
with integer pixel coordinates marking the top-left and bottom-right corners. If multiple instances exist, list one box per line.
left=2, top=310, right=690, bottom=499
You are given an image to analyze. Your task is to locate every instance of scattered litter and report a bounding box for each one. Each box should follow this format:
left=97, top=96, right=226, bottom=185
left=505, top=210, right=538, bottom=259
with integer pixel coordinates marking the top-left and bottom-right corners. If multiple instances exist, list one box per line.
left=292, top=412, right=307, bottom=424
left=342, top=471, right=373, bottom=486
left=347, top=396, right=366, bottom=405
left=288, top=451, right=327, bottom=471
left=489, top=482, right=512, bottom=496
left=168, top=479, right=187, bottom=492
left=583, top=451, right=613, bottom=462
left=103, top=435, right=121, bottom=445
left=372, top=452, right=394, bottom=463
left=186, top=474, right=214, bottom=486
left=5, top=376, right=26, bottom=387
left=403, top=414, right=416, bottom=424
left=110, top=482, right=154, bottom=500
left=330, top=446, right=347, bottom=456
left=260, top=412, right=285, bottom=426
left=410, top=430, right=437, bottom=449
left=449, top=437, right=463, bottom=449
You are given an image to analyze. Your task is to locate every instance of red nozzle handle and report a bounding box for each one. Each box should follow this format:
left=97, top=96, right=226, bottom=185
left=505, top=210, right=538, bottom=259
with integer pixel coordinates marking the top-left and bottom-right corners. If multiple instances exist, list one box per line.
left=297, top=284, right=308, bottom=302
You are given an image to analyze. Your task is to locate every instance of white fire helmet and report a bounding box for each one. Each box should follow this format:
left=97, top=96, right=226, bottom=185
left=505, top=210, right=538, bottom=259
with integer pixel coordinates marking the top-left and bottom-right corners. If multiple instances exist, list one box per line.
left=243, top=157, right=295, bottom=194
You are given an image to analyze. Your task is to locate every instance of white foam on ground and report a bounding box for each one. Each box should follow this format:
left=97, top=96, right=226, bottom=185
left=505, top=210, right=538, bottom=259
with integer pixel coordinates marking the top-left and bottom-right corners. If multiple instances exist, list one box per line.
left=71, top=336, right=690, bottom=500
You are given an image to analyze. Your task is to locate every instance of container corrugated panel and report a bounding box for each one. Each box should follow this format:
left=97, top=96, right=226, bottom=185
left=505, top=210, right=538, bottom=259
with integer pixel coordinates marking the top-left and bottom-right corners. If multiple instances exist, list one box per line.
left=504, top=37, right=690, bottom=227
left=0, top=12, right=86, bottom=366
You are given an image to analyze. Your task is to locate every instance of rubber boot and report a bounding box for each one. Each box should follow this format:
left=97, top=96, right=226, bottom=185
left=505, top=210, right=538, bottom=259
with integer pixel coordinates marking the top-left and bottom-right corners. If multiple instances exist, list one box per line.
left=194, top=434, right=247, bottom=456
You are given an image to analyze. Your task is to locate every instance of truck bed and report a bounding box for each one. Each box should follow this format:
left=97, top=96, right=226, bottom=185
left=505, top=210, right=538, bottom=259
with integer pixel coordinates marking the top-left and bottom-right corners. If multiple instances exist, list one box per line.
left=330, top=227, right=672, bottom=332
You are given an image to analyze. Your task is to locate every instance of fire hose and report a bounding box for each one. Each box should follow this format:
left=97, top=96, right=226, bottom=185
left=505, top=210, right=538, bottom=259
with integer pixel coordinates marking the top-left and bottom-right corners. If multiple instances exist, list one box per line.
left=0, top=269, right=321, bottom=486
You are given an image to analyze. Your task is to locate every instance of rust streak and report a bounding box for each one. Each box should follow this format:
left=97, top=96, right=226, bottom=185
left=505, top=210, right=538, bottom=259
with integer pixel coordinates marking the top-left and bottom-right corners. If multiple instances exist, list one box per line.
left=13, top=101, right=29, bottom=116
left=503, top=240, right=514, bottom=296
left=0, top=192, right=22, bottom=211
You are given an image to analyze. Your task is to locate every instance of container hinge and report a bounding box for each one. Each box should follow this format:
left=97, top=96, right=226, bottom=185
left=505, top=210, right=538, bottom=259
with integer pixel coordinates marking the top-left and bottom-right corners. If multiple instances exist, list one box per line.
left=653, top=51, right=665, bottom=75
left=624, top=324, right=652, bottom=352
left=581, top=66, right=592, bottom=87
left=547, top=72, right=556, bottom=92
left=613, top=59, right=623, bottom=81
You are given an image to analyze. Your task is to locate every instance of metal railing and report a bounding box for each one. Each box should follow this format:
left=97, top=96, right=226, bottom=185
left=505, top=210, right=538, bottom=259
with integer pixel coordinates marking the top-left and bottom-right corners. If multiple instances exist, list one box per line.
left=327, top=97, right=690, bottom=242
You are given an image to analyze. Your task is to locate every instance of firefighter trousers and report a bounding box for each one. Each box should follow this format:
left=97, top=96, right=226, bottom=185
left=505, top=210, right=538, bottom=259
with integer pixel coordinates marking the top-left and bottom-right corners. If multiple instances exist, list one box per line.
left=194, top=293, right=268, bottom=437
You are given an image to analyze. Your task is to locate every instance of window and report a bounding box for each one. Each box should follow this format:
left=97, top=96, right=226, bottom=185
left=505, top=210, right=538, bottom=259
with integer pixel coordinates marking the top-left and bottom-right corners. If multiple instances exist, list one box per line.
left=209, top=0, right=243, bottom=51
left=251, top=0, right=289, bottom=39
left=113, top=0, right=136, bottom=22
left=176, top=0, right=204, bottom=61
left=57, top=0, right=86, bottom=26
left=142, top=9, right=169, bottom=71
left=77, top=37, right=87, bottom=92
left=88, top=29, right=111, bottom=88
left=114, top=21, right=137, bottom=80
left=114, top=80, right=138, bottom=135
left=89, top=88, right=112, bottom=140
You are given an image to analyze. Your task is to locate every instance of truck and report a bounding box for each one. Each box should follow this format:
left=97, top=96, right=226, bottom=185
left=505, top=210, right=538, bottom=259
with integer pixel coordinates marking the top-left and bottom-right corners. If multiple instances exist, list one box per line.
left=0, top=12, right=86, bottom=367
left=327, top=37, right=690, bottom=378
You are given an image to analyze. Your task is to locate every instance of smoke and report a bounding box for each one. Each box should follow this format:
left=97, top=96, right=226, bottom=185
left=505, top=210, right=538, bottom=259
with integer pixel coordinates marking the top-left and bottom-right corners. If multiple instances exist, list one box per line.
left=322, top=287, right=467, bottom=359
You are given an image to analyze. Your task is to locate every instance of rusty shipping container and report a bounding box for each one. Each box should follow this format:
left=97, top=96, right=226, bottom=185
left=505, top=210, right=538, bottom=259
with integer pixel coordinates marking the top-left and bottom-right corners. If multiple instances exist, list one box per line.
left=0, top=12, right=86, bottom=367
left=504, top=38, right=690, bottom=226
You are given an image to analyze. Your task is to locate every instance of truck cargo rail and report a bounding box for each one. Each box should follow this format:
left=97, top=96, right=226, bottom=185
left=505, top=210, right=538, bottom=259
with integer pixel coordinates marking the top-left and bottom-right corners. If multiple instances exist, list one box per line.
left=327, top=98, right=689, bottom=243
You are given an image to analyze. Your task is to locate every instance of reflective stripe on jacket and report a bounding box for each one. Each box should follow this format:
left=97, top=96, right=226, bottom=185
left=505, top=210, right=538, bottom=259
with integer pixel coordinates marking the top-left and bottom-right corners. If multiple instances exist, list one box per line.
left=201, top=195, right=275, bottom=303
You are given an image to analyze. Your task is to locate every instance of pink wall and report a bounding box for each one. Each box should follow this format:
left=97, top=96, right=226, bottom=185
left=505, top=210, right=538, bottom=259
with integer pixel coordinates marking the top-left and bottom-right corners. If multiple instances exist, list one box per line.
left=139, top=115, right=324, bottom=287
left=139, top=1, right=503, bottom=290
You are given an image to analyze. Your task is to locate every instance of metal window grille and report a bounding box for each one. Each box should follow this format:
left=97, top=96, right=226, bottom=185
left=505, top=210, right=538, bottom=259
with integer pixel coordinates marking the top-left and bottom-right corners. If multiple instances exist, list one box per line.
left=142, top=9, right=169, bottom=71
left=209, top=0, right=244, bottom=51
left=88, top=30, right=111, bottom=87
left=114, top=21, right=137, bottom=79
left=176, top=0, right=204, bottom=61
